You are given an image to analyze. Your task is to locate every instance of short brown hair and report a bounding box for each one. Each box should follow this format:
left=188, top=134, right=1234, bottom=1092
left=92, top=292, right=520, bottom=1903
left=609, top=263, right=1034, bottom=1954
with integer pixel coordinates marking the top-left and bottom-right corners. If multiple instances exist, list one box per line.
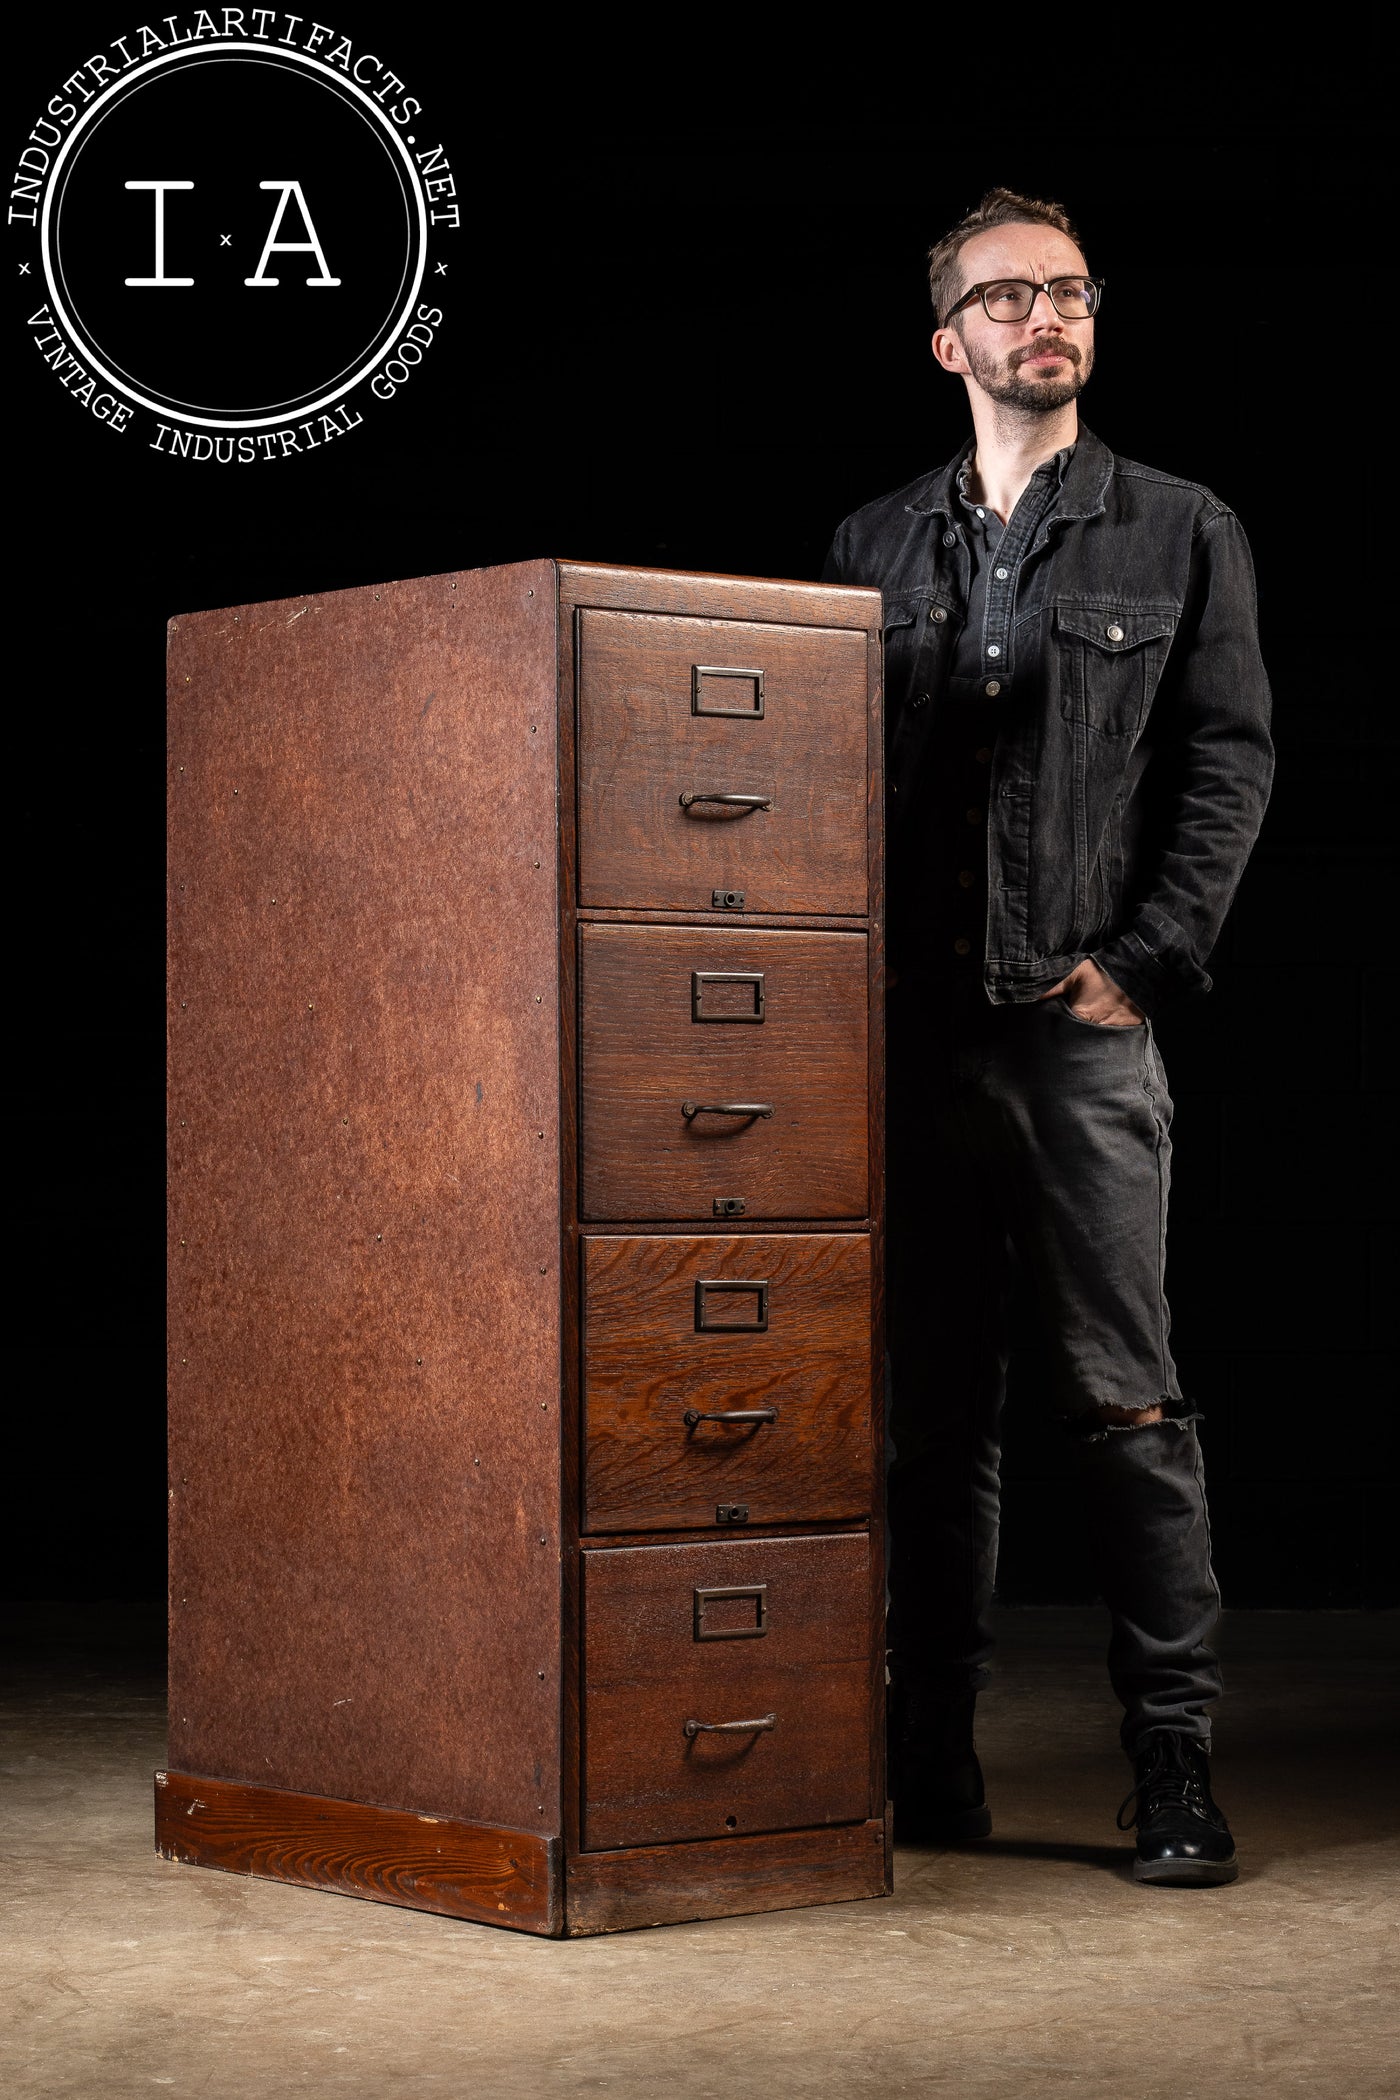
left=928, top=187, right=1084, bottom=326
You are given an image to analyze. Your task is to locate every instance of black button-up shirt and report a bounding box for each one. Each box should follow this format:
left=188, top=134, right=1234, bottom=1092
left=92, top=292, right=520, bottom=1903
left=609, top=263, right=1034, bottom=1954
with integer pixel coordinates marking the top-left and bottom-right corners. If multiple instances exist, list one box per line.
left=914, top=445, right=1074, bottom=973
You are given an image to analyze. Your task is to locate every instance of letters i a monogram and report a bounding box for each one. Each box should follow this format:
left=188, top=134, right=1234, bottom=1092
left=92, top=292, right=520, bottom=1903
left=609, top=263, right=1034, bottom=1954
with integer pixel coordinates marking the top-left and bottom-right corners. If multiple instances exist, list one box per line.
left=124, top=180, right=340, bottom=287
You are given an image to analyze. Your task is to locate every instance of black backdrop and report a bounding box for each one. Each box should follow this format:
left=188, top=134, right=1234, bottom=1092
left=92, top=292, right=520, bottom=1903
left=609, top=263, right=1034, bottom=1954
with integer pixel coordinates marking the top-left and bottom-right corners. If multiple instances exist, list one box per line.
left=6, top=18, right=1392, bottom=1606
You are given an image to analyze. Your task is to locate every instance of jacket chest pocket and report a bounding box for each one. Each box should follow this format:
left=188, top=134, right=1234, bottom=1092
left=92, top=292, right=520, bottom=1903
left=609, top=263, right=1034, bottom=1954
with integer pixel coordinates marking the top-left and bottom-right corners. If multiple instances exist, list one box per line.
left=1056, top=606, right=1176, bottom=739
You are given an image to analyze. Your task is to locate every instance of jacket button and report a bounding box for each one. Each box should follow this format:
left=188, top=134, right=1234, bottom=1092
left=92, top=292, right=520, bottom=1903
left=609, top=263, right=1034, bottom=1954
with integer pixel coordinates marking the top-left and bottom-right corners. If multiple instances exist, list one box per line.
left=984, top=680, right=1001, bottom=697
left=943, top=531, right=957, bottom=547
left=974, top=746, right=992, bottom=764
left=929, top=606, right=947, bottom=623
left=1106, top=623, right=1125, bottom=642
left=957, top=870, right=975, bottom=888
left=911, top=692, right=930, bottom=708
left=966, top=807, right=983, bottom=825
left=953, top=938, right=972, bottom=956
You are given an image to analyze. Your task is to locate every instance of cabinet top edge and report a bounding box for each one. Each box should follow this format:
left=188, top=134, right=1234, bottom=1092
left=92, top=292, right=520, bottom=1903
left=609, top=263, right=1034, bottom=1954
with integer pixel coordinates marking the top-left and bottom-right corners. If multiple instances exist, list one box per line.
left=165, top=558, right=559, bottom=633
left=166, top=559, right=881, bottom=635
left=556, top=559, right=879, bottom=613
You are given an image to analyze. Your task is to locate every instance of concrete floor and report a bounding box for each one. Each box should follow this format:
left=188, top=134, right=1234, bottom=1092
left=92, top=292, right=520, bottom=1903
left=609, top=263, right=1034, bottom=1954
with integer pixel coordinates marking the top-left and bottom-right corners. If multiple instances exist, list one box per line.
left=3, top=1606, right=1397, bottom=2100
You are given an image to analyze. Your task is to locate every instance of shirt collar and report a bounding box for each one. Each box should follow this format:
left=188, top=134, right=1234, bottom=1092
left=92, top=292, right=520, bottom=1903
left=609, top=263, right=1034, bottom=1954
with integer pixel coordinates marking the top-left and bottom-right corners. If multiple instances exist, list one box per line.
left=956, top=442, right=1073, bottom=522
left=907, top=423, right=1113, bottom=526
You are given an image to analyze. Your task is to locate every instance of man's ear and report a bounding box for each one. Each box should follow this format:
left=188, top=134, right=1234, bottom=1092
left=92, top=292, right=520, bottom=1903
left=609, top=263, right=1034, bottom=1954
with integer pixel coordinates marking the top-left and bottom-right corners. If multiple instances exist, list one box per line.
left=932, top=325, right=967, bottom=377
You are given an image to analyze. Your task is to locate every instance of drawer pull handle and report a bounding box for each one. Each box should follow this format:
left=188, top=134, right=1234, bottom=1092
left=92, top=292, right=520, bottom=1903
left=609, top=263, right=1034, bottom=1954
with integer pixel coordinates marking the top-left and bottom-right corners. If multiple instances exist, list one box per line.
left=682, top=1100, right=773, bottom=1121
left=678, top=791, right=772, bottom=811
left=683, top=1407, right=778, bottom=1428
left=683, top=1714, right=776, bottom=1738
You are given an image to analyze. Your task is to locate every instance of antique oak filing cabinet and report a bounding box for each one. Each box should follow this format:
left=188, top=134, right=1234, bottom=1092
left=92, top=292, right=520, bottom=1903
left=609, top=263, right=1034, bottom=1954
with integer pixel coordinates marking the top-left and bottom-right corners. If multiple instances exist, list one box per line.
left=162, top=560, right=887, bottom=1934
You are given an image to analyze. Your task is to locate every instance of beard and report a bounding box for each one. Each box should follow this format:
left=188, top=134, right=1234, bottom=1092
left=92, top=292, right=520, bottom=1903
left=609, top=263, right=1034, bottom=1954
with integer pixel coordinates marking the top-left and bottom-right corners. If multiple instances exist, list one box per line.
left=964, top=333, right=1093, bottom=414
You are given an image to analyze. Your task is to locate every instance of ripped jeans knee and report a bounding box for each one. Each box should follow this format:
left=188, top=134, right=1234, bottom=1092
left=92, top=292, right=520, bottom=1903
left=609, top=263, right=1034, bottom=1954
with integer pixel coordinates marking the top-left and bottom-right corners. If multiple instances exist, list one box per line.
left=1066, top=1399, right=1204, bottom=1444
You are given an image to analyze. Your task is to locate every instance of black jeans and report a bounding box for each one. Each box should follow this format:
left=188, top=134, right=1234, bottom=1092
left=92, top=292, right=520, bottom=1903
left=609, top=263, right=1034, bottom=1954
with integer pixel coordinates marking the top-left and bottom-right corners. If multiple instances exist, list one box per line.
left=886, top=976, right=1222, bottom=1752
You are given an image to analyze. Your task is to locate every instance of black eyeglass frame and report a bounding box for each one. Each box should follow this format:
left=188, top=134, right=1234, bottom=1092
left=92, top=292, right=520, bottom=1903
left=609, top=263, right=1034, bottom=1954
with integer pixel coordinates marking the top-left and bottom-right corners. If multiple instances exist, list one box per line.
left=939, top=276, right=1106, bottom=330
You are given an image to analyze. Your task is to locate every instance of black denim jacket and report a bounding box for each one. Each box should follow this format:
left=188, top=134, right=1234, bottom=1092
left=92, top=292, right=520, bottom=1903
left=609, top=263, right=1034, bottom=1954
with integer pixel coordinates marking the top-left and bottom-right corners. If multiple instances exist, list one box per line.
left=822, top=426, right=1274, bottom=1014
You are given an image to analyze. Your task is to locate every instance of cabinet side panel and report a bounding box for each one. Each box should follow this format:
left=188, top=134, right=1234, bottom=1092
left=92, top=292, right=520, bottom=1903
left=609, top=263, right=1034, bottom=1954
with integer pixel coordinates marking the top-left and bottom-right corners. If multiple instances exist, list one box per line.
left=167, top=561, right=564, bottom=1831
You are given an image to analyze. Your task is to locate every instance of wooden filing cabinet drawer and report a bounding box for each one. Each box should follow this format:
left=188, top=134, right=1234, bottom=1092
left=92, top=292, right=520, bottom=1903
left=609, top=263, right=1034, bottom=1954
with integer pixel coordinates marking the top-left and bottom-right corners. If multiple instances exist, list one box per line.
left=582, top=1233, right=872, bottom=1532
left=576, top=608, right=870, bottom=915
left=578, top=923, right=869, bottom=1220
left=581, top=1534, right=872, bottom=1851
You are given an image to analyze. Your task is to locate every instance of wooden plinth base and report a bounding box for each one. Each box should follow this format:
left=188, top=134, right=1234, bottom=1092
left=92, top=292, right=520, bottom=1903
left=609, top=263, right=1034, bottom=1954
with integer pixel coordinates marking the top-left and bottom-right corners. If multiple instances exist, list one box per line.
left=154, top=1770, right=558, bottom=1935
left=566, top=1812, right=892, bottom=1935
left=155, top=1771, right=891, bottom=1938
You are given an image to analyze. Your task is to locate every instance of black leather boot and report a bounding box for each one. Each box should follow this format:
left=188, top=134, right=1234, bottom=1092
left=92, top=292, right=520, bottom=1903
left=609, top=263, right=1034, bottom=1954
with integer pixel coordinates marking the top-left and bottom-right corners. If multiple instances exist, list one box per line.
left=887, top=1682, right=992, bottom=1843
left=1118, top=1730, right=1239, bottom=1885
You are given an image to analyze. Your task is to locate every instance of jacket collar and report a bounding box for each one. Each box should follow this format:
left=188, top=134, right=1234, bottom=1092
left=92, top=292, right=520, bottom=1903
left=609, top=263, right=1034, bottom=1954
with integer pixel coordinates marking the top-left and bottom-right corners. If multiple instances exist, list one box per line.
left=903, top=423, right=1114, bottom=527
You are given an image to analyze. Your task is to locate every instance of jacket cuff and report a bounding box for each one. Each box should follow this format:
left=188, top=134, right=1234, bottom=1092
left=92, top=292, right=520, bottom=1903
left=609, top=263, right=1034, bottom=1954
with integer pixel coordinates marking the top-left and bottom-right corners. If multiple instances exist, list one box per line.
left=1091, top=914, right=1212, bottom=1018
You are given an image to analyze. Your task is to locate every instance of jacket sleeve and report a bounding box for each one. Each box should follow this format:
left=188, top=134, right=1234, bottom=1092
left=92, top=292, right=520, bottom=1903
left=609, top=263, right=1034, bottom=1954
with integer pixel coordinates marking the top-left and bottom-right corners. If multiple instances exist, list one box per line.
left=1091, top=509, right=1274, bottom=1013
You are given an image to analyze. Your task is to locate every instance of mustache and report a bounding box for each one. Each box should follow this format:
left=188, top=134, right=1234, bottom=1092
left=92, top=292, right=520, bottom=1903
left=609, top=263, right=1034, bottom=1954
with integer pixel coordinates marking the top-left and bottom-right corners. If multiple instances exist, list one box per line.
left=1010, top=339, right=1082, bottom=370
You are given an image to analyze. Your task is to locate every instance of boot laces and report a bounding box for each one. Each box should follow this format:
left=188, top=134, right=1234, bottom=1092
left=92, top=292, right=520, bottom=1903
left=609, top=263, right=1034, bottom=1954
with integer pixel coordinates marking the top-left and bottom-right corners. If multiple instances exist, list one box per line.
left=1116, top=1734, right=1210, bottom=1832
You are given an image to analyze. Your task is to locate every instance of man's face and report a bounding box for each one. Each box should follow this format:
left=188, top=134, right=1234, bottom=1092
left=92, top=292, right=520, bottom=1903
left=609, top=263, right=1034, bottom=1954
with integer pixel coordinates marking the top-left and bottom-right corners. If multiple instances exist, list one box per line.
left=935, top=224, right=1096, bottom=414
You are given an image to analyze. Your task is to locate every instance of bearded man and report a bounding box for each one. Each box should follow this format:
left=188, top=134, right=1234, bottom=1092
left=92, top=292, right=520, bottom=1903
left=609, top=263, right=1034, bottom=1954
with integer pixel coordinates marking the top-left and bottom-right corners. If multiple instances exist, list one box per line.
left=823, top=188, right=1273, bottom=1884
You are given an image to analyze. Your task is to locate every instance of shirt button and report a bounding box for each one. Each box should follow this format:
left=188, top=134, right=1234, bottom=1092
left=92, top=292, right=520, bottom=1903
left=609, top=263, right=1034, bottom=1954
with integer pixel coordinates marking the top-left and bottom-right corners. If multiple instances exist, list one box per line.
left=929, top=606, right=947, bottom=623
left=986, top=644, right=1001, bottom=658
left=1106, top=623, right=1125, bottom=642
left=957, top=869, right=975, bottom=888
left=966, top=807, right=983, bottom=825
left=953, top=937, right=972, bottom=956
left=995, top=566, right=1009, bottom=581
left=984, top=680, right=1001, bottom=697
left=943, top=531, right=957, bottom=547
left=974, top=746, right=992, bottom=763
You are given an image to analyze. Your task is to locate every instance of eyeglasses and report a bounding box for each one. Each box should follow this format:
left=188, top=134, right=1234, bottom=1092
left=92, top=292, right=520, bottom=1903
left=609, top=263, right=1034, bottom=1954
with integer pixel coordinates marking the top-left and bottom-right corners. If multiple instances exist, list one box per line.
left=940, top=277, right=1105, bottom=328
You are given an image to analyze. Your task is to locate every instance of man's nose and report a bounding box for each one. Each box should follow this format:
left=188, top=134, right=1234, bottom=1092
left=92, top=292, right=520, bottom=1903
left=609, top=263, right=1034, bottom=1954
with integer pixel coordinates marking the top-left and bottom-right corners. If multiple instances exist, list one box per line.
left=1027, top=290, right=1065, bottom=330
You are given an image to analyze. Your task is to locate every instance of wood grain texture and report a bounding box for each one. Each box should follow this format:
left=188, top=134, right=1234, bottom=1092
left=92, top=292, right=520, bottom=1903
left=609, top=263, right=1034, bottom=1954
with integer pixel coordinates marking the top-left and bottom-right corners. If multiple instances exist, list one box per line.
left=577, top=609, right=868, bottom=914
left=581, top=1534, right=872, bottom=1851
left=555, top=581, right=586, bottom=1867
left=155, top=1770, right=559, bottom=1934
left=582, top=1234, right=872, bottom=1531
left=863, top=616, right=889, bottom=1811
left=579, top=924, right=869, bottom=1220
left=167, top=560, right=565, bottom=1832
left=563, top=1817, right=888, bottom=1935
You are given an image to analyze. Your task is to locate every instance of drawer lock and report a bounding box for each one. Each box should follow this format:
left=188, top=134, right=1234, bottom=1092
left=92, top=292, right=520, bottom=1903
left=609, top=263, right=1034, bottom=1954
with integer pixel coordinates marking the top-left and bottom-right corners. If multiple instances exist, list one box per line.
left=711, top=889, right=746, bottom=910
left=715, top=1504, right=750, bottom=1524
left=693, top=1583, right=768, bottom=1640
left=712, top=1196, right=746, bottom=1216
